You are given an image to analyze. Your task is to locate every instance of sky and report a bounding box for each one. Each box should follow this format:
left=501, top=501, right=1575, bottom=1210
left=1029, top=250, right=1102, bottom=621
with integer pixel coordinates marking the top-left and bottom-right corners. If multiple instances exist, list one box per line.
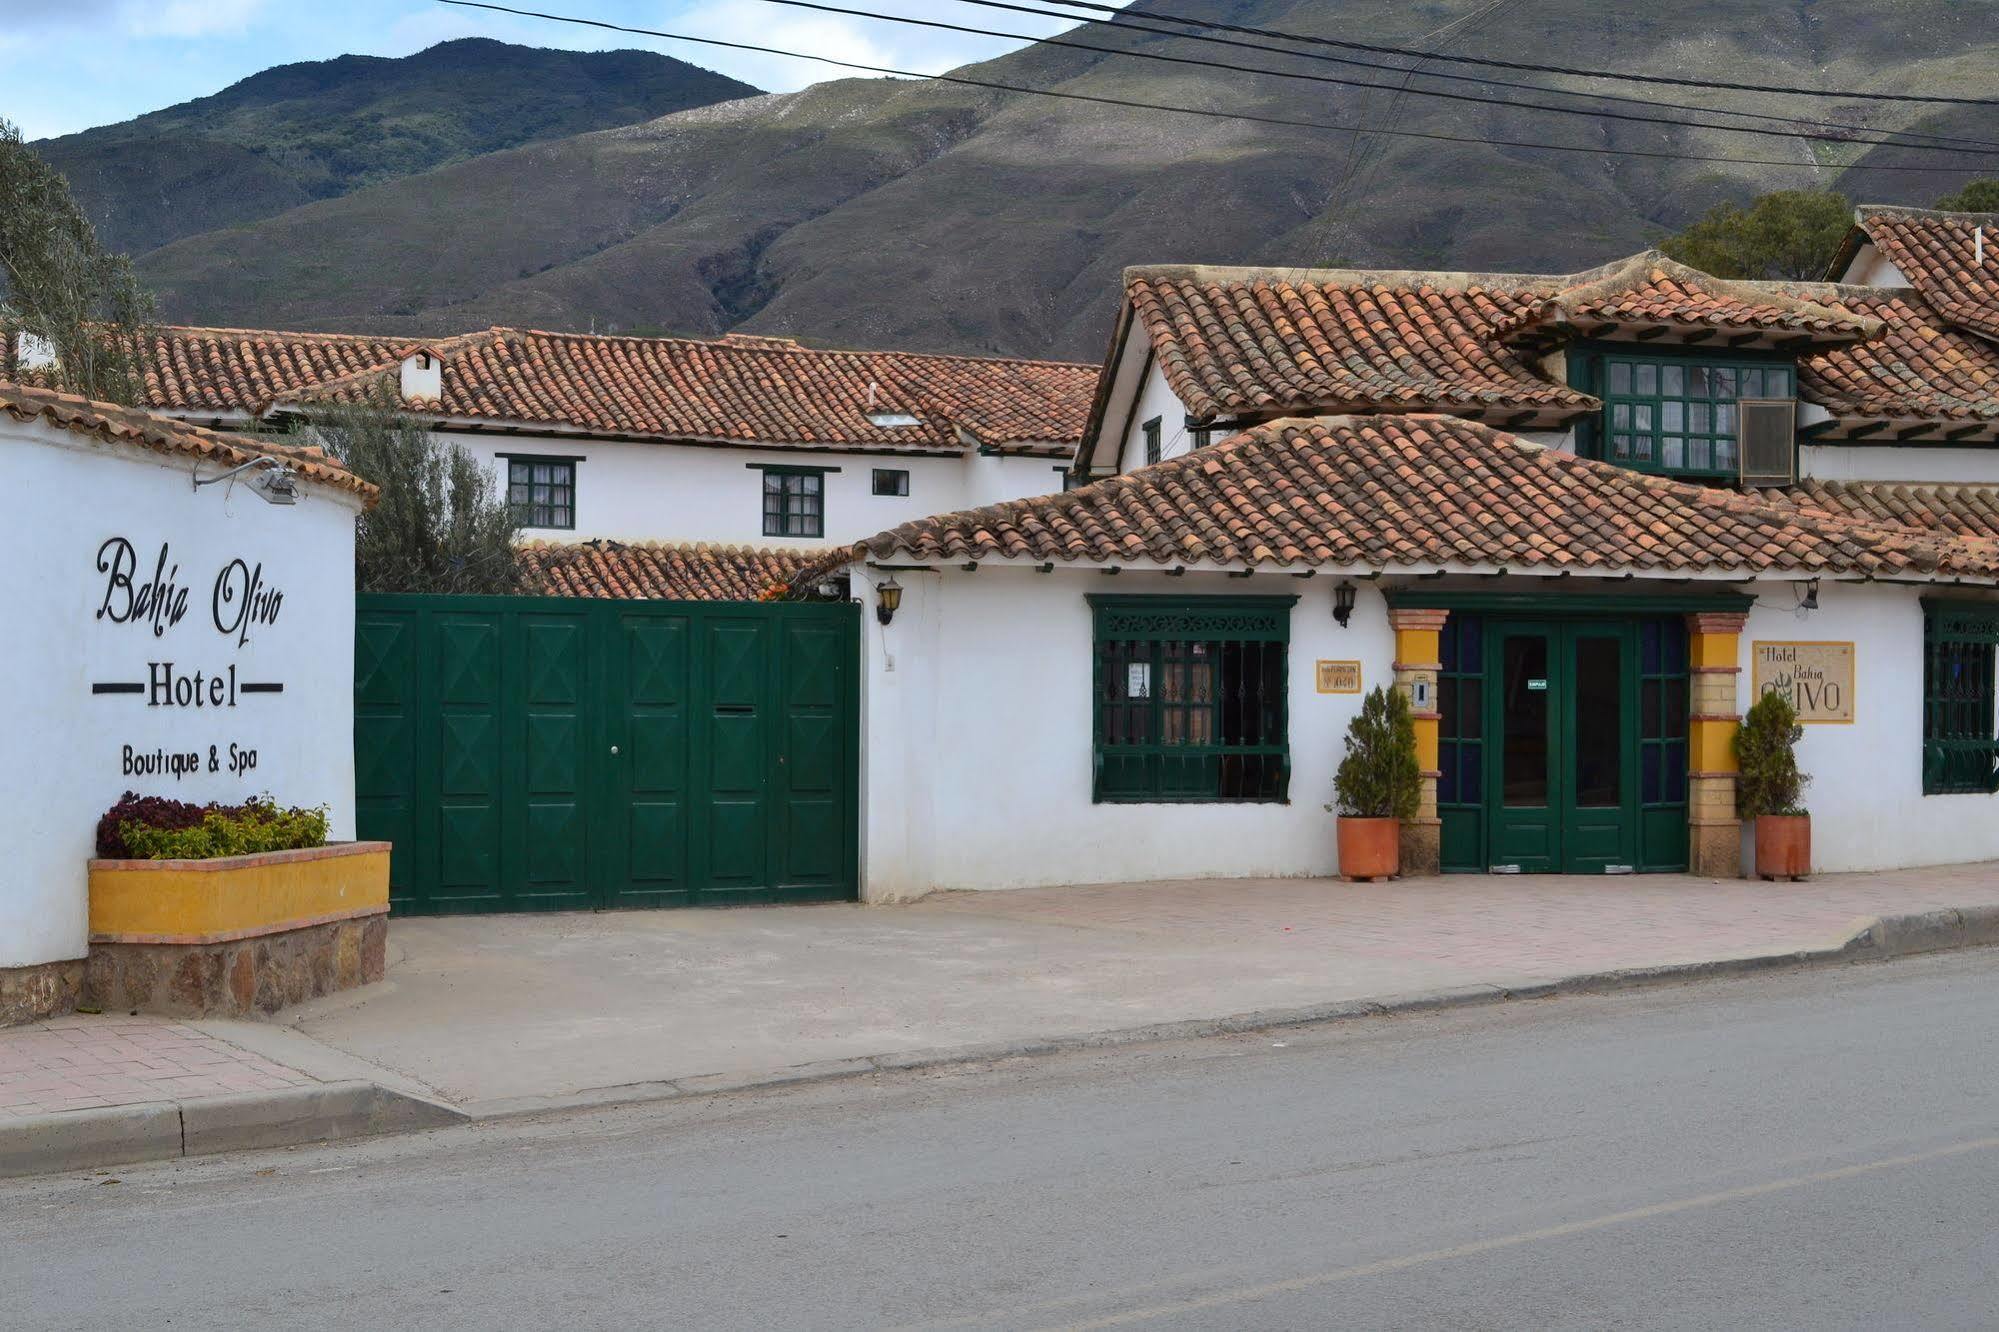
left=3, top=0, right=1122, bottom=140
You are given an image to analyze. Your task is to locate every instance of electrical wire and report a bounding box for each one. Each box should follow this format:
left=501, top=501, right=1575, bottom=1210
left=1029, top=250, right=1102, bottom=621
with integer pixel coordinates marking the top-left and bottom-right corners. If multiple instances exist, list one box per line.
left=435, top=1, right=1999, bottom=174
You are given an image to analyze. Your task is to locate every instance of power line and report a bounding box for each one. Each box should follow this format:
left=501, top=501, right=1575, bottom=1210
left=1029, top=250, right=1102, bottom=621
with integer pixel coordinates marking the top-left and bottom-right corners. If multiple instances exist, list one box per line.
left=939, top=0, right=1999, bottom=154
left=1032, top=0, right=1999, bottom=109
left=435, top=1, right=1999, bottom=174
left=723, top=0, right=1999, bottom=158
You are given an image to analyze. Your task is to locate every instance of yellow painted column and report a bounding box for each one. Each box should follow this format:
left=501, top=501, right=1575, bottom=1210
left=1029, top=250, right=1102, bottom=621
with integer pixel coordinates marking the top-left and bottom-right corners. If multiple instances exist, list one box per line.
left=1389, top=607, right=1449, bottom=876
left=1686, top=611, right=1748, bottom=877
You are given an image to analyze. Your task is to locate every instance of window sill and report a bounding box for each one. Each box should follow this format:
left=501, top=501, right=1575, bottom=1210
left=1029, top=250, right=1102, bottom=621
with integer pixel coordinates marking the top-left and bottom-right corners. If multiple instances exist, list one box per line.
left=1092, top=796, right=1291, bottom=806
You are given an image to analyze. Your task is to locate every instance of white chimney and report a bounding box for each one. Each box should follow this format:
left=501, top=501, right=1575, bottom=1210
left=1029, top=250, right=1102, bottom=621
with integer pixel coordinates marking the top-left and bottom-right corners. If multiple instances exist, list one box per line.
left=399, top=350, right=443, bottom=403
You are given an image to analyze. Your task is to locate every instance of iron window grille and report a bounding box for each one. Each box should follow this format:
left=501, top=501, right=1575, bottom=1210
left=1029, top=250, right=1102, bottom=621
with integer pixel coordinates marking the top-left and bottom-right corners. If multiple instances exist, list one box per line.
left=873, top=468, right=910, bottom=497
left=1089, top=596, right=1295, bottom=803
left=1143, top=417, right=1162, bottom=467
left=1923, top=602, right=1999, bottom=795
left=762, top=467, right=825, bottom=538
left=505, top=456, right=576, bottom=530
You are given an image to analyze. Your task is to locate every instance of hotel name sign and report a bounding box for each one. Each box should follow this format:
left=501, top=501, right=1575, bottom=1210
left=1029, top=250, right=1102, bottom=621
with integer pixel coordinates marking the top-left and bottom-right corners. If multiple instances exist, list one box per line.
left=90, top=537, right=289, bottom=780
left=1752, top=640, right=1854, bottom=724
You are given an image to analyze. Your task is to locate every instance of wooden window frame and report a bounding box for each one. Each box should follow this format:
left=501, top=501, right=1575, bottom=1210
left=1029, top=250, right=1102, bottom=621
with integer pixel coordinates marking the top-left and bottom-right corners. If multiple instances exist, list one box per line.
left=757, top=465, right=827, bottom=538
left=1922, top=600, right=1999, bottom=795
left=1088, top=595, right=1296, bottom=804
left=1142, top=417, right=1163, bottom=467
left=872, top=467, right=910, bottom=497
left=1572, top=344, right=1798, bottom=482
left=501, top=453, right=579, bottom=531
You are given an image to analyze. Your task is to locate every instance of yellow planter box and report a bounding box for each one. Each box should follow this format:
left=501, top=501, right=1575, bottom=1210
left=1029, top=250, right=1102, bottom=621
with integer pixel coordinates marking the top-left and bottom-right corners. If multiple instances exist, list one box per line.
left=89, top=842, right=391, bottom=945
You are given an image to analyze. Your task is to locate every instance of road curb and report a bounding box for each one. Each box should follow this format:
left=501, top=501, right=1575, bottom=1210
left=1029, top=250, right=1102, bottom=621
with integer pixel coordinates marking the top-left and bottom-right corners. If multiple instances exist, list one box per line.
left=0, top=1080, right=465, bottom=1180
left=471, top=905, right=1998, bottom=1121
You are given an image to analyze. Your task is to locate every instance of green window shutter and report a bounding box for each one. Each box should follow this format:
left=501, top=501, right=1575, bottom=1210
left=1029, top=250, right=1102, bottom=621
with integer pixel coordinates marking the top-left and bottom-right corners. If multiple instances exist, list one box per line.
left=1922, top=602, right=1999, bottom=795
left=1088, top=595, right=1296, bottom=804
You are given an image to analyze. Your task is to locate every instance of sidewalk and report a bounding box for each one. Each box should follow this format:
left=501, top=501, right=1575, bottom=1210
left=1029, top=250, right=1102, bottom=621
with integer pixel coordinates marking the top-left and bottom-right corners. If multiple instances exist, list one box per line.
left=5, top=864, right=1998, bottom=1173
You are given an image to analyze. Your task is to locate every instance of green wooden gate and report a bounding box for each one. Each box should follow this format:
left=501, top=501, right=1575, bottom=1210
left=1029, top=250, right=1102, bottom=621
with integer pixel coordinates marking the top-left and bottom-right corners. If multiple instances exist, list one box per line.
left=354, top=594, right=859, bottom=915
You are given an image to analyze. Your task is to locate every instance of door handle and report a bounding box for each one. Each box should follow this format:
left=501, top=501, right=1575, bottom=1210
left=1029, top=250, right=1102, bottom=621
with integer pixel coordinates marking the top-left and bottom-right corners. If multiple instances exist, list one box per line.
left=610, top=745, right=620, bottom=755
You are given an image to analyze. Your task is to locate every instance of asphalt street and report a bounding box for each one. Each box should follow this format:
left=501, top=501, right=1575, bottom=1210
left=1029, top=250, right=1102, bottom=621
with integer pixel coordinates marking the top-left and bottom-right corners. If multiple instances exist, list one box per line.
left=7, top=951, right=1998, bottom=1330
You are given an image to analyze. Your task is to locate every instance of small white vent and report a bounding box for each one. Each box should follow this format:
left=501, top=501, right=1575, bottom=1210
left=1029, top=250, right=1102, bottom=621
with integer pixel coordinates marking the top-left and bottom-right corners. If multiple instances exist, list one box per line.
left=866, top=411, right=921, bottom=429
left=1737, top=398, right=1797, bottom=488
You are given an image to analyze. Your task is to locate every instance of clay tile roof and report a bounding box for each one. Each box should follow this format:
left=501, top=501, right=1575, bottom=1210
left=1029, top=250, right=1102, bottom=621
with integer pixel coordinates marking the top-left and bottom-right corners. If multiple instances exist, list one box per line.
left=127, top=326, right=415, bottom=414
left=1123, top=264, right=1598, bottom=422
left=0, top=379, right=375, bottom=503
left=1758, top=477, right=1999, bottom=543
left=1491, top=251, right=1878, bottom=346
left=518, top=540, right=816, bottom=600
left=1795, top=289, right=1999, bottom=426
left=260, top=328, right=1095, bottom=454
left=1853, top=206, right=1999, bottom=342
left=846, top=415, right=1999, bottom=582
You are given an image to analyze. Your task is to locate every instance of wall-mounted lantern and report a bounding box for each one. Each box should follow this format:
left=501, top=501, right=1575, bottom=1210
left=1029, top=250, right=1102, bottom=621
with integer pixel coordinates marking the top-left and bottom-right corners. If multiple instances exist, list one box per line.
left=875, top=573, right=903, bottom=626
left=1333, top=580, right=1357, bottom=627
left=1797, top=577, right=1820, bottom=612
left=193, top=455, right=299, bottom=506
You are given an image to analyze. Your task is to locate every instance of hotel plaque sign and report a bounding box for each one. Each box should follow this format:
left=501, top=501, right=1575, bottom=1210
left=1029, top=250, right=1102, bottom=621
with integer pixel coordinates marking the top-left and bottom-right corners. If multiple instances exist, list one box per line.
left=1752, top=641, right=1854, bottom=724
left=1316, top=660, right=1363, bottom=694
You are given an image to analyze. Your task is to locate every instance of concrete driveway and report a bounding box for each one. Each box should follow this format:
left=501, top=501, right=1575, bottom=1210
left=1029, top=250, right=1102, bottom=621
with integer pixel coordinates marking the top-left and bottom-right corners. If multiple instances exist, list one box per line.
left=232, top=865, right=1999, bottom=1114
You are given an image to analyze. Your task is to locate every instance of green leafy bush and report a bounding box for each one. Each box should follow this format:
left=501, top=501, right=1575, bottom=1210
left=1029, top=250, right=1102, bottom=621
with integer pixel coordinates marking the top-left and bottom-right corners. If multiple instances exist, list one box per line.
left=101, top=793, right=329, bottom=861
left=1735, top=690, right=1810, bottom=818
left=1333, top=686, right=1422, bottom=820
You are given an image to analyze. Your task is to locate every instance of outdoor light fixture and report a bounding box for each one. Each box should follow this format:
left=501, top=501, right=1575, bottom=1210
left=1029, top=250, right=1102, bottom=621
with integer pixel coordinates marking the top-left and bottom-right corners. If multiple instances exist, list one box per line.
left=875, top=573, right=903, bottom=626
left=1333, top=580, right=1357, bottom=627
left=193, top=455, right=299, bottom=506
left=1798, top=578, right=1820, bottom=612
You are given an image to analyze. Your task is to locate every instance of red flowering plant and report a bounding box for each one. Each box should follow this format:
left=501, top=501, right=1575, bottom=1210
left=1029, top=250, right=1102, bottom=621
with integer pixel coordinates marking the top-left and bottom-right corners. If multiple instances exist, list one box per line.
left=95, top=792, right=329, bottom=861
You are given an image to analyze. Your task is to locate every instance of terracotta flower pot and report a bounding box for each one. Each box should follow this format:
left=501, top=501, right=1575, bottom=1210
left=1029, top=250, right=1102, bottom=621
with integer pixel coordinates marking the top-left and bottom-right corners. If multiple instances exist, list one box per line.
left=1338, top=816, right=1401, bottom=883
left=1755, top=814, right=1811, bottom=882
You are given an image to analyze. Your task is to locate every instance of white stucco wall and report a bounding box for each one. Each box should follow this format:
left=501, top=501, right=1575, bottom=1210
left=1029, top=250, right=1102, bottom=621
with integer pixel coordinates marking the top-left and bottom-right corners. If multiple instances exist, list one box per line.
left=858, top=566, right=1395, bottom=900
left=1115, top=364, right=1195, bottom=473
left=1739, top=580, right=1999, bottom=875
left=1799, top=444, right=1999, bottom=485
left=449, top=433, right=1066, bottom=546
left=0, top=420, right=362, bottom=969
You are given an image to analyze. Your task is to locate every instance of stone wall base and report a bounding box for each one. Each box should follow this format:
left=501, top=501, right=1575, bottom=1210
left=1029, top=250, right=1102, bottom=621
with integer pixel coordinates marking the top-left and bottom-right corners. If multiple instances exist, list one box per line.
left=1400, top=819, right=1443, bottom=878
left=0, top=958, right=86, bottom=1028
left=1689, top=821, right=1744, bottom=879
left=85, top=915, right=386, bottom=1019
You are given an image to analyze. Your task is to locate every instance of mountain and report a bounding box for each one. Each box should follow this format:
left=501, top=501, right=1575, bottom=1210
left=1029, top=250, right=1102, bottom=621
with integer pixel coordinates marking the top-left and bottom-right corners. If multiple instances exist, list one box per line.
left=35, top=39, right=759, bottom=256
left=114, top=2, right=1999, bottom=359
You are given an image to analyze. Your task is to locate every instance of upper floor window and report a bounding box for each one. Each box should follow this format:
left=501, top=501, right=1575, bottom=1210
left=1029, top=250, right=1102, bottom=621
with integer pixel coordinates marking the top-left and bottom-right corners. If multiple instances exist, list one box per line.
left=872, top=468, right=910, bottom=497
left=762, top=467, right=825, bottom=538
left=1600, top=355, right=1794, bottom=479
left=505, top=456, right=576, bottom=530
left=1142, top=417, right=1162, bottom=466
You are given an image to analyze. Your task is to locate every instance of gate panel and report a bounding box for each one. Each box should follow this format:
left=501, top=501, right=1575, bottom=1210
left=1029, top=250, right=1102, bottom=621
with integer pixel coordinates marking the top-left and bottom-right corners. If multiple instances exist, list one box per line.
left=701, top=614, right=773, bottom=896
left=354, top=609, right=418, bottom=907
left=775, top=615, right=851, bottom=892
left=435, top=615, right=503, bottom=907
left=608, top=611, right=694, bottom=907
left=509, top=611, right=592, bottom=910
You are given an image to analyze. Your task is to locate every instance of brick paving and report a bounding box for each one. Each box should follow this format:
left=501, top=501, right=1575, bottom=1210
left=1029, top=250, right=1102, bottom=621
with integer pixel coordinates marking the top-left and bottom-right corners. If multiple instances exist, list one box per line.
left=0, top=1015, right=316, bottom=1118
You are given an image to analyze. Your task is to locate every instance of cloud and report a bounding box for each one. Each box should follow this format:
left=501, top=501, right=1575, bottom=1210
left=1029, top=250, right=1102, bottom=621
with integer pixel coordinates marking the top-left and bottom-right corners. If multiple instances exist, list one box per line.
left=125, top=0, right=267, bottom=39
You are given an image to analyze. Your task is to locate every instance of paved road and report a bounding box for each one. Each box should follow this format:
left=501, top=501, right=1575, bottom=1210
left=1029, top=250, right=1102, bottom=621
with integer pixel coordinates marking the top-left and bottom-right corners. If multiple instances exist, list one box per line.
left=8, top=953, right=1999, bottom=1330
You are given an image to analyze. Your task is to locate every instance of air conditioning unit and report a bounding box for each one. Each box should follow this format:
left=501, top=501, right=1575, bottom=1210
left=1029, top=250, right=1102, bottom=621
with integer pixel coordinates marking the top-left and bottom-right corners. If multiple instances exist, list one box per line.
left=1737, top=398, right=1797, bottom=488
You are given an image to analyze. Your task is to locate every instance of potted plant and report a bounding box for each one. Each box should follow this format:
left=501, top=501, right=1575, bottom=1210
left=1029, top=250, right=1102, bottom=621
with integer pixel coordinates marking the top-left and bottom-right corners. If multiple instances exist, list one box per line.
left=1736, top=690, right=1812, bottom=881
left=1331, top=686, right=1422, bottom=882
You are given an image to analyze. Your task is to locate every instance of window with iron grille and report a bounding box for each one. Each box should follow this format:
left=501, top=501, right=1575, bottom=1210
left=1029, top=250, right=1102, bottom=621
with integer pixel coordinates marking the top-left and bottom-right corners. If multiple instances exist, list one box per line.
left=1142, top=417, right=1162, bottom=467
left=762, top=467, right=825, bottom=538
left=1923, top=602, right=1999, bottom=795
left=505, top=456, right=576, bottom=530
left=1597, top=354, right=1795, bottom=479
left=1090, top=596, right=1294, bottom=802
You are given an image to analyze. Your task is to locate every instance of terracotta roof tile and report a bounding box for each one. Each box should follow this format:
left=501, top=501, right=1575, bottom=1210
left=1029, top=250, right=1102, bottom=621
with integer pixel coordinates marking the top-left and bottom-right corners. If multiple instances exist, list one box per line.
left=0, top=379, right=375, bottom=503
left=1759, top=478, right=1999, bottom=542
left=850, top=415, right=1999, bottom=582
left=1126, top=265, right=1595, bottom=422
left=1492, top=252, right=1877, bottom=346
left=1796, top=290, right=1999, bottom=426
left=518, top=540, right=815, bottom=600
left=120, top=325, right=1095, bottom=454
left=1854, top=206, right=1999, bottom=342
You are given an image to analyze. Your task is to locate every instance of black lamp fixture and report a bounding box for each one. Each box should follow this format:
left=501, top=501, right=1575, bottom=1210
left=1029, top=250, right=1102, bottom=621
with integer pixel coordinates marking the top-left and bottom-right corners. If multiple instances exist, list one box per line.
left=875, top=573, right=903, bottom=626
left=1798, top=577, right=1820, bottom=612
left=1333, top=579, right=1357, bottom=627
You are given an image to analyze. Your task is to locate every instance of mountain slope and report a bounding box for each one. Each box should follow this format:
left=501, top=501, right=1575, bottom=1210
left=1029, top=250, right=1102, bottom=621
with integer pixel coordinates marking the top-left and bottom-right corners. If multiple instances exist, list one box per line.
left=37, top=38, right=759, bottom=255
left=128, top=1, right=1999, bottom=359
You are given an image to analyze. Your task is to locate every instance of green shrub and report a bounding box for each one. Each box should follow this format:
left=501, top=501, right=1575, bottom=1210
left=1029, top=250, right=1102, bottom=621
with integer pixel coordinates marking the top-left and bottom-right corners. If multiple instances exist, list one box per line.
left=1736, top=690, right=1810, bottom=818
left=1333, top=686, right=1422, bottom=820
left=114, top=796, right=328, bottom=861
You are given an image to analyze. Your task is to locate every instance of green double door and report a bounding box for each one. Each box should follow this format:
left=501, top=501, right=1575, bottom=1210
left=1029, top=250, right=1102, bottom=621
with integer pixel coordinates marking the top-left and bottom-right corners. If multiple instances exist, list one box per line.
left=1487, top=619, right=1639, bottom=874
left=355, top=595, right=859, bottom=915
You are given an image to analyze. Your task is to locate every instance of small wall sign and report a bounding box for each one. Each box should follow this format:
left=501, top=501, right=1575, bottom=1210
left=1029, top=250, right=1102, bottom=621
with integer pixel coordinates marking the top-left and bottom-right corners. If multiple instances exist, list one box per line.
left=1752, top=640, right=1854, bottom=724
left=1126, top=662, right=1152, bottom=699
left=1316, top=660, right=1362, bottom=694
